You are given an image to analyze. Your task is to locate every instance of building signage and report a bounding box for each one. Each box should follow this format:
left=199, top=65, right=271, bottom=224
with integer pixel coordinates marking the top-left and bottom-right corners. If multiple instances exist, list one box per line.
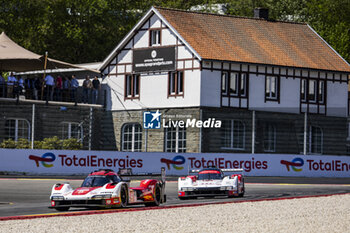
left=133, top=47, right=175, bottom=73
left=1, top=149, right=350, bottom=177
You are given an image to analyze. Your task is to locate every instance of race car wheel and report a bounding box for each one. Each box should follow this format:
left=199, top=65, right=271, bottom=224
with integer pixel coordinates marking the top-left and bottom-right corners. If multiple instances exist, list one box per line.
left=145, top=184, right=161, bottom=207
left=120, top=185, right=128, bottom=208
left=55, top=207, right=70, bottom=211
left=239, top=183, right=245, bottom=197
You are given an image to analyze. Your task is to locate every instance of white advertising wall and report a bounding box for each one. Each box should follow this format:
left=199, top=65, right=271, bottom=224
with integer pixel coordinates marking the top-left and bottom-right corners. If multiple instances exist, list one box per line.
left=0, top=149, right=349, bottom=177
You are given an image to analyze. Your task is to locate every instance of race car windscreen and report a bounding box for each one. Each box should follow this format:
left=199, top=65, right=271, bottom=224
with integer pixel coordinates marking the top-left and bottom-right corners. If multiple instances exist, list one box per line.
left=197, top=170, right=223, bottom=180
left=81, top=175, right=120, bottom=187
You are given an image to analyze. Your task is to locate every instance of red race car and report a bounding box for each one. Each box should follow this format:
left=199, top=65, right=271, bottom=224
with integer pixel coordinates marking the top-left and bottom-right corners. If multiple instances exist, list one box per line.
left=49, top=168, right=166, bottom=211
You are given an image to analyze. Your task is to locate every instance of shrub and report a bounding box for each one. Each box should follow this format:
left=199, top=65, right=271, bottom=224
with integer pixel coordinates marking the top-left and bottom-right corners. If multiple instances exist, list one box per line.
left=62, top=138, right=83, bottom=150
left=0, top=139, right=16, bottom=148
left=34, top=140, right=43, bottom=149
left=0, top=137, right=82, bottom=150
left=41, top=136, right=62, bottom=149
left=16, top=138, right=31, bottom=149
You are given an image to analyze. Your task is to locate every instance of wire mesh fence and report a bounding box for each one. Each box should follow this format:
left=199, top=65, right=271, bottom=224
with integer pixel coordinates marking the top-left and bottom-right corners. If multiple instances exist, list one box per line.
left=0, top=98, right=348, bottom=156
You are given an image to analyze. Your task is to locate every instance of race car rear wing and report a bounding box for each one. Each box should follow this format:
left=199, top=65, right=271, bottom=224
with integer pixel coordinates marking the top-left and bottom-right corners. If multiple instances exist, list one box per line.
left=118, top=167, right=166, bottom=184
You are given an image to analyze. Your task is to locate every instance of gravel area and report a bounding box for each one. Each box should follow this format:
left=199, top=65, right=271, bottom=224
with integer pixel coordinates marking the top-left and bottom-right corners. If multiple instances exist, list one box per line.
left=1, top=194, right=349, bottom=233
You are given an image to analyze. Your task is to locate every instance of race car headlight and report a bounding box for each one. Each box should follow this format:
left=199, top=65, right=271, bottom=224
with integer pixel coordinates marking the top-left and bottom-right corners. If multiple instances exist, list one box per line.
left=51, top=196, right=64, bottom=201
left=92, top=194, right=112, bottom=200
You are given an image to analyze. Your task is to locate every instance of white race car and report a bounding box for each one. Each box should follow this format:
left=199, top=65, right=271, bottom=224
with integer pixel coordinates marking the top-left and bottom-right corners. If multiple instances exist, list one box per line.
left=178, top=167, right=244, bottom=199
left=49, top=168, right=166, bottom=211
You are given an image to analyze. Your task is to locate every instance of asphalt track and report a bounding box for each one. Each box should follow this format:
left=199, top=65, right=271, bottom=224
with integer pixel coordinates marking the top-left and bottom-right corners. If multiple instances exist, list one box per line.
left=0, top=177, right=349, bottom=218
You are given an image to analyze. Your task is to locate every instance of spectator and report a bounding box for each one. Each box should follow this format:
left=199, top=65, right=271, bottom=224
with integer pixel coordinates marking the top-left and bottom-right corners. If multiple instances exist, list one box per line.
left=70, top=75, right=79, bottom=102
left=24, top=77, right=34, bottom=99
left=55, top=76, right=63, bottom=101
left=7, top=72, right=17, bottom=98
left=44, top=74, right=55, bottom=101
left=0, top=74, right=6, bottom=98
left=34, top=76, right=42, bottom=100
left=82, top=75, right=92, bottom=104
left=62, top=76, right=71, bottom=102
left=92, top=76, right=100, bottom=104
left=17, top=76, right=24, bottom=96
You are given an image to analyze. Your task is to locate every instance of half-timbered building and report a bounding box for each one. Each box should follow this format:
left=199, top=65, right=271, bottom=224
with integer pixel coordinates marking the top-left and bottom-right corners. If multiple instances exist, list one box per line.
left=100, top=7, right=350, bottom=155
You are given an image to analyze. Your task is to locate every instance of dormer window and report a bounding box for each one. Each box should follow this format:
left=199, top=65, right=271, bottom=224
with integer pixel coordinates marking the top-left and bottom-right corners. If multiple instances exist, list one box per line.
left=150, top=29, right=161, bottom=46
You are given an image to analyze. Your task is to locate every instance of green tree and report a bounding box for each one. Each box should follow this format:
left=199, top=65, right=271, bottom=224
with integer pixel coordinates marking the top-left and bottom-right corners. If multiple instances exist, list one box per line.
left=0, top=0, right=349, bottom=63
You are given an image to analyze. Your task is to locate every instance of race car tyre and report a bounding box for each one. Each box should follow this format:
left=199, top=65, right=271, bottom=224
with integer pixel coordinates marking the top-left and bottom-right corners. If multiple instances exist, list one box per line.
left=54, top=207, right=70, bottom=211
left=145, top=184, right=161, bottom=207
left=239, top=185, right=245, bottom=197
left=120, top=185, right=128, bottom=208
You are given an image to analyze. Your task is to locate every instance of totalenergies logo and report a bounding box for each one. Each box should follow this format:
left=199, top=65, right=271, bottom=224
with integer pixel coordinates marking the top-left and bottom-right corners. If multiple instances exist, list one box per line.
left=160, top=155, right=185, bottom=170
left=280, top=158, right=304, bottom=172
left=29, top=152, right=56, bottom=168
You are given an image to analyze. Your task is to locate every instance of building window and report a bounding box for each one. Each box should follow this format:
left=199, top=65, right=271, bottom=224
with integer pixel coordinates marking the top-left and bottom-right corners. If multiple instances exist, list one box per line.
left=164, top=126, right=186, bottom=153
left=240, top=73, right=247, bottom=97
left=221, top=120, right=245, bottom=150
left=230, top=72, right=238, bottom=95
left=5, top=119, right=30, bottom=141
left=263, top=123, right=276, bottom=152
left=309, top=125, right=323, bottom=154
left=150, top=29, right=161, bottom=46
left=222, top=72, right=247, bottom=97
left=265, top=75, right=278, bottom=100
left=121, top=123, right=142, bottom=152
left=301, top=79, right=307, bottom=101
left=62, top=122, right=83, bottom=141
left=125, top=74, right=140, bottom=99
left=221, top=72, right=228, bottom=95
left=308, top=80, right=316, bottom=102
left=318, top=80, right=324, bottom=103
left=169, top=71, right=184, bottom=96
left=301, top=79, right=325, bottom=104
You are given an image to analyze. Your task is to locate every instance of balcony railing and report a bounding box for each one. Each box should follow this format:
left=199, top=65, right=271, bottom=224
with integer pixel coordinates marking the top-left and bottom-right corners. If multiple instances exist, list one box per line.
left=0, top=83, right=105, bottom=107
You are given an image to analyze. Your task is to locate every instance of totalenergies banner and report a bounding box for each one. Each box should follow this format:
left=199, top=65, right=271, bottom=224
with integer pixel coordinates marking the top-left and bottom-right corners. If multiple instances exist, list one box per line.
left=0, top=149, right=349, bottom=177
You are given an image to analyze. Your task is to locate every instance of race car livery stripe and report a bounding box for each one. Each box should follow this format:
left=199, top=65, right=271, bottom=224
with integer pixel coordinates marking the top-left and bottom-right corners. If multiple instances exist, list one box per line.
left=0, top=192, right=349, bottom=222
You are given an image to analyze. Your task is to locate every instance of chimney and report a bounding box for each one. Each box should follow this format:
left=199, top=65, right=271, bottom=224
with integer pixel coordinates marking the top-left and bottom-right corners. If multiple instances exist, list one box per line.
left=254, top=8, right=269, bottom=20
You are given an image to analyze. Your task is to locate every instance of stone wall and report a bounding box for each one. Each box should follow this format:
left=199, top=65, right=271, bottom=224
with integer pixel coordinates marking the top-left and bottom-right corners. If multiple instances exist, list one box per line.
left=111, top=108, right=201, bottom=152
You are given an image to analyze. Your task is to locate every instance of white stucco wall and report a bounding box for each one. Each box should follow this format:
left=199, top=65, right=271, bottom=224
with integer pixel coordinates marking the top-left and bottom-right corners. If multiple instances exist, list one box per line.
left=200, top=69, right=221, bottom=107
left=105, top=70, right=201, bottom=111
left=327, top=81, right=348, bottom=117
left=249, top=75, right=300, bottom=114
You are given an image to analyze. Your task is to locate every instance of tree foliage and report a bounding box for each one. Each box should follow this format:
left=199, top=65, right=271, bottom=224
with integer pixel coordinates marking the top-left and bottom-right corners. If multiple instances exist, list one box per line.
left=0, top=0, right=349, bottom=63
